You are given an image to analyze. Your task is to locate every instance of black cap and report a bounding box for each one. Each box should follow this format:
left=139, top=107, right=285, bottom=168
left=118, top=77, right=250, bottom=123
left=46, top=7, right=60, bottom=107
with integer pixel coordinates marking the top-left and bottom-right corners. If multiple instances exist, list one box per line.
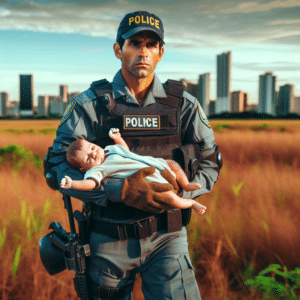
left=116, top=11, right=164, bottom=42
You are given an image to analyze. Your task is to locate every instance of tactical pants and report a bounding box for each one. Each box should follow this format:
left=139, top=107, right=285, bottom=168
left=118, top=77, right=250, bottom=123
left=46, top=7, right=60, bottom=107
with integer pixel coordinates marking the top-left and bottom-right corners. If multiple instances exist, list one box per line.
left=88, top=226, right=202, bottom=300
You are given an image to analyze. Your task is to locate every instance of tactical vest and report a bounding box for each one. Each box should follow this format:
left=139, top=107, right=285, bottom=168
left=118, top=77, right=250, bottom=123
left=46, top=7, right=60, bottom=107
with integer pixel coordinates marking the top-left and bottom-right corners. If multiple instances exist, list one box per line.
left=89, top=79, right=184, bottom=160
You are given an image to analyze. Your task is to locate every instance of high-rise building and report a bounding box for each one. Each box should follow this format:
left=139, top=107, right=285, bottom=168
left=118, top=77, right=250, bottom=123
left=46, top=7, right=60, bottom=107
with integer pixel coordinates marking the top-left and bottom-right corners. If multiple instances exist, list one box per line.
left=6, top=101, right=19, bottom=116
left=294, top=97, right=300, bottom=115
left=197, top=73, right=210, bottom=116
left=49, top=96, right=66, bottom=116
left=209, top=100, right=215, bottom=116
left=0, top=92, right=8, bottom=116
left=277, top=84, right=294, bottom=116
left=60, top=85, right=68, bottom=103
left=244, top=93, right=248, bottom=111
left=258, top=72, right=276, bottom=115
left=37, top=95, right=49, bottom=116
left=231, top=91, right=247, bottom=112
left=216, top=51, right=231, bottom=114
left=19, top=74, right=34, bottom=116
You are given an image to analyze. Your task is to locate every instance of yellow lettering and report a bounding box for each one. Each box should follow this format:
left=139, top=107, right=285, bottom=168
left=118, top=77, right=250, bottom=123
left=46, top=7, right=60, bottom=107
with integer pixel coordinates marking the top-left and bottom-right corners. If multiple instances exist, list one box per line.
left=135, top=16, right=140, bottom=24
left=141, top=15, right=146, bottom=24
left=155, top=19, right=159, bottom=29
left=146, top=16, right=149, bottom=24
left=150, top=17, right=154, bottom=26
left=129, top=17, right=134, bottom=26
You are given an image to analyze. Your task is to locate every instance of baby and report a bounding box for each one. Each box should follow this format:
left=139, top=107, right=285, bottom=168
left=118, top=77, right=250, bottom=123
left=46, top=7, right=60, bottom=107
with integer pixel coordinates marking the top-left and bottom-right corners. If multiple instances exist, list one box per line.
left=61, top=128, right=206, bottom=216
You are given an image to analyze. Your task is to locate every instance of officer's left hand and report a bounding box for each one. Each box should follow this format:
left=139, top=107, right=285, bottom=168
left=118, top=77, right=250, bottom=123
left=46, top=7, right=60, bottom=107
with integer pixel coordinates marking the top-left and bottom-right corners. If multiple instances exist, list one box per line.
left=121, top=167, right=179, bottom=213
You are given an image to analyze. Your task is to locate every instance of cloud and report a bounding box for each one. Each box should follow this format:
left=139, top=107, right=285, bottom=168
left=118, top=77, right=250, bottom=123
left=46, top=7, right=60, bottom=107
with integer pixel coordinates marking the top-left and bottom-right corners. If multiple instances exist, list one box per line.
left=268, top=19, right=300, bottom=25
left=215, top=0, right=300, bottom=14
left=237, top=61, right=300, bottom=72
left=1, top=0, right=300, bottom=48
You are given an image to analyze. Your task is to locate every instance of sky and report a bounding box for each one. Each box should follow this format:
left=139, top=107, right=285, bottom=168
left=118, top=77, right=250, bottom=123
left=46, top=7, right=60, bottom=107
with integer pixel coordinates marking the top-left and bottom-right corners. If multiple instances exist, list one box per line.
left=0, top=0, right=300, bottom=106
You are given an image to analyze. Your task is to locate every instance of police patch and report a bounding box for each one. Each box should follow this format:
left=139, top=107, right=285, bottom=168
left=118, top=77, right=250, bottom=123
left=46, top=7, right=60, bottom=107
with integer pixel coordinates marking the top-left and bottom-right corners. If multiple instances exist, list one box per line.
left=197, top=102, right=211, bottom=128
left=60, top=100, right=76, bottom=126
left=124, top=115, right=160, bottom=130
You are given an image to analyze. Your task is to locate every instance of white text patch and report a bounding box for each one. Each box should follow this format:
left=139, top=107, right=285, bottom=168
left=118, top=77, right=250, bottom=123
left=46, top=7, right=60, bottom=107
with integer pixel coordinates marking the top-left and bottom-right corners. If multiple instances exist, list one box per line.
left=124, top=115, right=160, bottom=130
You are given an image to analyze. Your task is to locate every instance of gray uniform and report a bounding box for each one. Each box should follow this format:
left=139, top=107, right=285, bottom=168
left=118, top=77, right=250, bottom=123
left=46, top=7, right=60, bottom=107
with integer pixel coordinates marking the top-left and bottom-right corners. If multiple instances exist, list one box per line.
left=48, top=70, right=218, bottom=299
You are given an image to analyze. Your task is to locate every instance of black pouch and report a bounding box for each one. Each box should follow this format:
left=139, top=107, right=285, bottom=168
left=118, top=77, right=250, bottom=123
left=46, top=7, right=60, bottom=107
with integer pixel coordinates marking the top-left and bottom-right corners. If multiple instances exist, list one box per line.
left=44, top=147, right=59, bottom=190
left=167, top=209, right=182, bottom=232
left=181, top=208, right=192, bottom=226
left=172, top=144, right=201, bottom=181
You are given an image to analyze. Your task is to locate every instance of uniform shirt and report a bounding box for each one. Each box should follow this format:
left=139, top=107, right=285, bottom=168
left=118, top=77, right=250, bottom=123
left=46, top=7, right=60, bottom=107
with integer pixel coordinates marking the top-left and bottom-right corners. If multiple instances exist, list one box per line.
left=84, top=144, right=172, bottom=188
left=49, top=70, right=218, bottom=205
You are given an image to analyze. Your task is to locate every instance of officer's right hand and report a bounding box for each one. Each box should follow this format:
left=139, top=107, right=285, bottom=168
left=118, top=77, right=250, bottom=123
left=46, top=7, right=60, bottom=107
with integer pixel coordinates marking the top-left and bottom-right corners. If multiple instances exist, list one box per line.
left=121, top=167, right=179, bottom=213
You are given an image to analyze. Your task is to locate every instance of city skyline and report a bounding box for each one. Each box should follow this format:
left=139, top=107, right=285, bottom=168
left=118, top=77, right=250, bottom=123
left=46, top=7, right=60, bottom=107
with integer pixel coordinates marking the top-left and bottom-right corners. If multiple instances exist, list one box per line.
left=1, top=0, right=300, bottom=105
left=1, top=74, right=299, bottom=117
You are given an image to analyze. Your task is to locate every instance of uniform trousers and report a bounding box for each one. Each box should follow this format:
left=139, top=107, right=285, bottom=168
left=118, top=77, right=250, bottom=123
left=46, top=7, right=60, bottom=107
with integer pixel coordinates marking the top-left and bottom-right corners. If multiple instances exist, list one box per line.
left=88, top=226, right=202, bottom=300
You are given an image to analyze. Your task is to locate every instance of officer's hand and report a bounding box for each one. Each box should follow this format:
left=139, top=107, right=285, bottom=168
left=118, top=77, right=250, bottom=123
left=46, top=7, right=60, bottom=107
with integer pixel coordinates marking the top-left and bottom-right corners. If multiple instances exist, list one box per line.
left=121, top=167, right=179, bottom=213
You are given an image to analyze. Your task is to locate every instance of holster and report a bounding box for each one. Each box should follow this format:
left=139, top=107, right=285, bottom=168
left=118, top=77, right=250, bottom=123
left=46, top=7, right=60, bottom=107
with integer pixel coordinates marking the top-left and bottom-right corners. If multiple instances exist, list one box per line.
left=172, top=143, right=201, bottom=181
left=172, top=143, right=222, bottom=181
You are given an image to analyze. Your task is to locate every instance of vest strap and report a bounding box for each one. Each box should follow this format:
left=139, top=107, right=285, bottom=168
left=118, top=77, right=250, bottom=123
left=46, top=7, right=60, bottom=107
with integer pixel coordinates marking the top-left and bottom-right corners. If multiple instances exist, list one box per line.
left=90, top=80, right=113, bottom=98
left=159, top=79, right=185, bottom=108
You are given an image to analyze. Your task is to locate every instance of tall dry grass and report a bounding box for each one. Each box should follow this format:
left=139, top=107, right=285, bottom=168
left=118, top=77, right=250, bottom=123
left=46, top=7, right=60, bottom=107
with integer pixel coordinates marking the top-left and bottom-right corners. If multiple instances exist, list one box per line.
left=189, top=122, right=300, bottom=299
left=0, top=120, right=300, bottom=299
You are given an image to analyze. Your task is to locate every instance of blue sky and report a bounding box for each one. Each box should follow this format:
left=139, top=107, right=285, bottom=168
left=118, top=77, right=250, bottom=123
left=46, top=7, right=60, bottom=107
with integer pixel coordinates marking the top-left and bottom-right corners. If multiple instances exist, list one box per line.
left=1, top=0, right=300, bottom=105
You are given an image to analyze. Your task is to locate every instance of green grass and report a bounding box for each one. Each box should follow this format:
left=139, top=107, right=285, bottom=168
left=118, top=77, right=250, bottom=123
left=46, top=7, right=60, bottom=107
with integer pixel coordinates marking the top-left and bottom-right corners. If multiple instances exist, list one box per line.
left=0, top=144, right=42, bottom=170
left=244, top=264, right=300, bottom=299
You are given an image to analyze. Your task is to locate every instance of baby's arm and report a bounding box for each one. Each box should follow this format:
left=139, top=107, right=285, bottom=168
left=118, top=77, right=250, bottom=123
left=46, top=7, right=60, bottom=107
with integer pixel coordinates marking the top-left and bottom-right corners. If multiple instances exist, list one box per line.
left=109, top=128, right=129, bottom=150
left=165, top=159, right=201, bottom=191
left=61, top=175, right=97, bottom=191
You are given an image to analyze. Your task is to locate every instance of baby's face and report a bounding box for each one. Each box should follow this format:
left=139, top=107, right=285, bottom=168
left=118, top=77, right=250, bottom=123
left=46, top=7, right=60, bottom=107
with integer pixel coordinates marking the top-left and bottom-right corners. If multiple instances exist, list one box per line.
left=77, top=140, right=106, bottom=172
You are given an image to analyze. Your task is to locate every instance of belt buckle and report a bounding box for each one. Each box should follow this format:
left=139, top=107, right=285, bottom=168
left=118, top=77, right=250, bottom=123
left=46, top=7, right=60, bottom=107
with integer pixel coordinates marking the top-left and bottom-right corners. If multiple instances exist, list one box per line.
left=133, top=217, right=154, bottom=240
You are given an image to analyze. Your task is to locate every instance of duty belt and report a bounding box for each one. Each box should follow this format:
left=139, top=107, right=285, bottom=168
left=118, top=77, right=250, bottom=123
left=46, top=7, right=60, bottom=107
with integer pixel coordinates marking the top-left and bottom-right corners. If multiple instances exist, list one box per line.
left=91, top=202, right=153, bottom=220
left=90, top=209, right=183, bottom=240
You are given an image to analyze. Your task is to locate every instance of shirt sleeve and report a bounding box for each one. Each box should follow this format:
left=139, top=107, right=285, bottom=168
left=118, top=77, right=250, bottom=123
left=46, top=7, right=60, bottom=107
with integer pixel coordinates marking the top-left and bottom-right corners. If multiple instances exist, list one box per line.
left=180, top=91, right=219, bottom=199
left=84, top=167, right=104, bottom=189
left=46, top=92, right=109, bottom=204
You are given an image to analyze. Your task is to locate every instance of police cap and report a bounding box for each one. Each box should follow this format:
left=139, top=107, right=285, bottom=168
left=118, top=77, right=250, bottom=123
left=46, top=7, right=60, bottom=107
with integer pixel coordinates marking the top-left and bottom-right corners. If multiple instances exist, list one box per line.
left=116, top=11, right=164, bottom=43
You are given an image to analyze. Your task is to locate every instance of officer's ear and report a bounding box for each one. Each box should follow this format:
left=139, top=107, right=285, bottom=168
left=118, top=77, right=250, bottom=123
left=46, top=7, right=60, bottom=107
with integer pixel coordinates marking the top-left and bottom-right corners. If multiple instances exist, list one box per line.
left=158, top=46, right=164, bottom=62
left=114, top=42, right=122, bottom=60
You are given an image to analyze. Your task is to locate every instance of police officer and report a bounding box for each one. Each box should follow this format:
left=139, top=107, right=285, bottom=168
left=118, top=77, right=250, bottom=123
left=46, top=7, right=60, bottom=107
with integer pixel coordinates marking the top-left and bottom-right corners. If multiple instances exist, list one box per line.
left=45, top=10, right=221, bottom=300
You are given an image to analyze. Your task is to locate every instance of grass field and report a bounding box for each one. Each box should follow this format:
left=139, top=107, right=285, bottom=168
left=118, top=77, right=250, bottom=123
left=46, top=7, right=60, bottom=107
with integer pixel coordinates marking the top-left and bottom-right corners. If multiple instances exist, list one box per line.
left=0, top=119, right=300, bottom=299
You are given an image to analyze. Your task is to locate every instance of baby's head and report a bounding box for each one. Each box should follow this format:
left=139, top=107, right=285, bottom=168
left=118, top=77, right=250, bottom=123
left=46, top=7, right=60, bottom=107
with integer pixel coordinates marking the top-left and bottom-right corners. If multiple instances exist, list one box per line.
left=66, top=139, right=106, bottom=172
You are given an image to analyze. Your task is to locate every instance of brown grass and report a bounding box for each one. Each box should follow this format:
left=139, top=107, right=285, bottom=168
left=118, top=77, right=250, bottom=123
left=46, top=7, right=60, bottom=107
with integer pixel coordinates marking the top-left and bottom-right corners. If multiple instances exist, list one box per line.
left=0, top=119, right=300, bottom=299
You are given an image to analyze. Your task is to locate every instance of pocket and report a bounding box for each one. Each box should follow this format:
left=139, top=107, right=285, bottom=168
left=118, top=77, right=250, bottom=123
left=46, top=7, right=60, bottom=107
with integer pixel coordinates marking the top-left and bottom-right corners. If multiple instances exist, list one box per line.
left=184, top=253, right=195, bottom=271
left=176, top=254, right=201, bottom=299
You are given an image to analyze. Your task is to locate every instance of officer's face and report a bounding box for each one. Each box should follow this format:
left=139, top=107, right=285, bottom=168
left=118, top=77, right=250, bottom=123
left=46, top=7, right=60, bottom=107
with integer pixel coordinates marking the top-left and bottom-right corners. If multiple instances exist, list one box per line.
left=114, top=32, right=164, bottom=80
left=77, top=140, right=106, bottom=172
